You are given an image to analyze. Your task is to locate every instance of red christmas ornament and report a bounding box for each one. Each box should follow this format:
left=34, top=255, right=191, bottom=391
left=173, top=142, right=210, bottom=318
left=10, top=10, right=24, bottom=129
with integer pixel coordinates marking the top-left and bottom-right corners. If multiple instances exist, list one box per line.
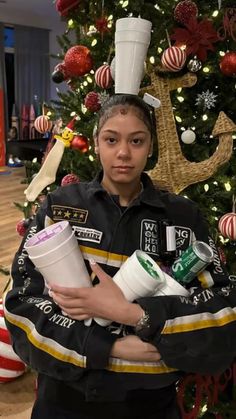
left=171, top=17, right=219, bottom=62
left=55, top=0, right=80, bottom=17
left=220, top=51, right=236, bottom=77
left=218, top=212, right=236, bottom=240
left=95, top=64, right=113, bottom=89
left=64, top=45, right=93, bottom=78
left=0, top=299, right=26, bottom=382
left=16, top=219, right=27, bottom=237
left=95, top=17, right=110, bottom=34
left=161, top=46, right=186, bottom=71
left=61, top=173, right=80, bottom=186
left=71, top=135, right=89, bottom=153
left=34, top=115, right=53, bottom=134
left=174, top=0, right=198, bottom=26
left=84, top=92, right=101, bottom=112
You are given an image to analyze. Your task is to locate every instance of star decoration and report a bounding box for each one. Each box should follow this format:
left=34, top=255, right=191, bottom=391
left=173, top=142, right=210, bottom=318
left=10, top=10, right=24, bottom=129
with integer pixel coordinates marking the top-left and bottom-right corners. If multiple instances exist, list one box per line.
left=195, top=90, right=218, bottom=110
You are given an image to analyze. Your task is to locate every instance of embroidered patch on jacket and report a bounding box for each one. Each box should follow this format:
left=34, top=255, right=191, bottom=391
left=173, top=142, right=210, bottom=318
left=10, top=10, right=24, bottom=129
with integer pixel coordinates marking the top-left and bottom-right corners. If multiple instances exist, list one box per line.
left=140, top=219, right=158, bottom=255
left=73, top=226, right=103, bottom=243
left=52, top=205, right=88, bottom=223
left=175, top=226, right=192, bottom=253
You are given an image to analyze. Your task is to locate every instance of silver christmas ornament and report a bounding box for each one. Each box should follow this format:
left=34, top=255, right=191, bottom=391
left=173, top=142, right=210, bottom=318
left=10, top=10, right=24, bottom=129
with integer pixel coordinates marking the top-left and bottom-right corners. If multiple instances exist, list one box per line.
left=181, top=130, right=196, bottom=144
left=187, top=57, right=202, bottom=72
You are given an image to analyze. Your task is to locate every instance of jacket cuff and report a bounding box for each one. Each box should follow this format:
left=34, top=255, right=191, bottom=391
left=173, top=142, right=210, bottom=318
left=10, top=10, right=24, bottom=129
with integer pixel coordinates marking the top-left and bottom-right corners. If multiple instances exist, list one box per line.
left=85, top=324, right=117, bottom=369
left=135, top=296, right=167, bottom=341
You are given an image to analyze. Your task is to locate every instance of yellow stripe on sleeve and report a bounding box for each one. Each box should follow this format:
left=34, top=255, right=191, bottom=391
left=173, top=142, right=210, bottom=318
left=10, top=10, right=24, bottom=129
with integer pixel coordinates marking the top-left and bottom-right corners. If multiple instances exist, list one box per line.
left=162, top=307, right=236, bottom=335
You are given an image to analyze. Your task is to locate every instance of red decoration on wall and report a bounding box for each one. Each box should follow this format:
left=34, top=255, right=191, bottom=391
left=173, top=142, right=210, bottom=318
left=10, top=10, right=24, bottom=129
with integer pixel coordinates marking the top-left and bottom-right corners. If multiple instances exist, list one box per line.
left=64, top=46, right=93, bottom=78
left=20, top=104, right=29, bottom=140
left=171, top=17, right=219, bottom=61
left=29, top=104, right=36, bottom=139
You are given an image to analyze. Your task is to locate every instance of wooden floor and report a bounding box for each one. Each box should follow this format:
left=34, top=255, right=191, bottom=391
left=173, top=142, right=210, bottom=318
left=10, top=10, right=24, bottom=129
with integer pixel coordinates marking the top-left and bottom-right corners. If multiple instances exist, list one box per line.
left=0, top=166, right=26, bottom=292
left=0, top=165, right=35, bottom=419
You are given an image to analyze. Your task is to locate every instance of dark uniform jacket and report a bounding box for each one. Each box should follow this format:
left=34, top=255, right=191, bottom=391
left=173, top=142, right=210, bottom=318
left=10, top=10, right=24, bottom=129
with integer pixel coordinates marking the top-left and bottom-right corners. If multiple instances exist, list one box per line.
left=4, top=172, right=236, bottom=405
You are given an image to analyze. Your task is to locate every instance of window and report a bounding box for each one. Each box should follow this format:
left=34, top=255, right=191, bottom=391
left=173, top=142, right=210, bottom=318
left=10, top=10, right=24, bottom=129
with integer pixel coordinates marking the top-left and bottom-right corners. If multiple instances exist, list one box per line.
left=4, top=26, right=14, bottom=51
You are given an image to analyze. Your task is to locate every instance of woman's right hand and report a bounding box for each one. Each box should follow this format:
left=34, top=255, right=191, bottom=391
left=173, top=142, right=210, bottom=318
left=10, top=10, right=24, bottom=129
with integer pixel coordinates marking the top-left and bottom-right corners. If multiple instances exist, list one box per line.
left=110, top=335, right=161, bottom=362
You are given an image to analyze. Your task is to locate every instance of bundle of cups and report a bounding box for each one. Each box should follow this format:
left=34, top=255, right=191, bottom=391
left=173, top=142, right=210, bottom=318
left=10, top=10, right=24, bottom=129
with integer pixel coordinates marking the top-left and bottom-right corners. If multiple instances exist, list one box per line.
left=25, top=221, right=190, bottom=327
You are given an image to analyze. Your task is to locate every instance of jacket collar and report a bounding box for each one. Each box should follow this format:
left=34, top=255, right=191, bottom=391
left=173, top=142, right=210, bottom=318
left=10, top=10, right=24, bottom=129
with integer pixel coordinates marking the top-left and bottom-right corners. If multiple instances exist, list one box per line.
left=88, top=171, right=166, bottom=209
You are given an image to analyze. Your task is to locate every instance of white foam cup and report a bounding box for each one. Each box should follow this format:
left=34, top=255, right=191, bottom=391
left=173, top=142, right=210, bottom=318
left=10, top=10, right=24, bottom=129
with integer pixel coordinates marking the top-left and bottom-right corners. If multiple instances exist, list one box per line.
left=94, top=250, right=165, bottom=326
left=115, top=17, right=152, bottom=33
left=153, top=271, right=190, bottom=297
left=115, top=17, right=152, bottom=94
left=25, top=227, right=91, bottom=289
left=25, top=220, right=72, bottom=257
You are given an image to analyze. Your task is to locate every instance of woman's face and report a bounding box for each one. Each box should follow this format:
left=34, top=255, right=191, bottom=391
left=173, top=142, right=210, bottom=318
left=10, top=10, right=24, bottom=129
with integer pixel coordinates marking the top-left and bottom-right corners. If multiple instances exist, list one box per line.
left=96, top=108, right=152, bottom=188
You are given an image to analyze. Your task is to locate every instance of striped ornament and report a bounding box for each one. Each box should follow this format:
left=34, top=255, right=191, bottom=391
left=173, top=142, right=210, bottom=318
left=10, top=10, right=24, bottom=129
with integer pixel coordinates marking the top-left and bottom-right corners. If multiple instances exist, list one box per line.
left=0, top=300, right=26, bottom=383
left=161, top=46, right=186, bottom=72
left=218, top=212, right=236, bottom=240
left=95, top=64, right=113, bottom=89
left=34, top=115, right=53, bottom=134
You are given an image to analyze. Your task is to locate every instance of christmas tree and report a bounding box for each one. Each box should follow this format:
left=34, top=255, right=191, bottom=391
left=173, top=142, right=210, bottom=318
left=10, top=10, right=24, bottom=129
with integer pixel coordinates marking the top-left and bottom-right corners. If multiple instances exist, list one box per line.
left=43, top=0, right=236, bottom=274
left=18, top=1, right=236, bottom=417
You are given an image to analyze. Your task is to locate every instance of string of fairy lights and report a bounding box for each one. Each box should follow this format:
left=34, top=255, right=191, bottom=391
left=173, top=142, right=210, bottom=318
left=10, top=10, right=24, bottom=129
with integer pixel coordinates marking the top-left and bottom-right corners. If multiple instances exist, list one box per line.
left=37, top=1, right=236, bottom=254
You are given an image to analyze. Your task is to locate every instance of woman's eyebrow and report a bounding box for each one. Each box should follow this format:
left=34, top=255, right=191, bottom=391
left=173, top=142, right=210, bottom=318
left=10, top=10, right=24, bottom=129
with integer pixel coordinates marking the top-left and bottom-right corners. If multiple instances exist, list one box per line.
left=101, top=129, right=148, bottom=135
left=101, top=129, right=118, bottom=134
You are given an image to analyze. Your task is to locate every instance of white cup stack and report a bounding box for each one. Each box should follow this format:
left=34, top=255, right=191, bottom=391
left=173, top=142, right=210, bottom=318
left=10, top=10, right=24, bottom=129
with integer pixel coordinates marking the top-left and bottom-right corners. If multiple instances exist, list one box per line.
left=115, top=17, right=152, bottom=95
left=94, top=250, right=189, bottom=327
left=25, top=221, right=91, bottom=289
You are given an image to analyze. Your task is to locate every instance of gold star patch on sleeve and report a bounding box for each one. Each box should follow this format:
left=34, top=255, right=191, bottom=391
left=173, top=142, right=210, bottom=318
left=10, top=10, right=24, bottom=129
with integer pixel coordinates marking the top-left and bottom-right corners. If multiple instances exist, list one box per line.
left=52, top=205, right=88, bottom=223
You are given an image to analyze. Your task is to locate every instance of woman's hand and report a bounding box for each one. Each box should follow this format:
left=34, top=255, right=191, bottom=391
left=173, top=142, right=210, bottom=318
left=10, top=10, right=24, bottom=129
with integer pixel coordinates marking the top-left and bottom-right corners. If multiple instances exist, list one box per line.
left=110, top=335, right=161, bottom=362
left=49, top=261, right=143, bottom=325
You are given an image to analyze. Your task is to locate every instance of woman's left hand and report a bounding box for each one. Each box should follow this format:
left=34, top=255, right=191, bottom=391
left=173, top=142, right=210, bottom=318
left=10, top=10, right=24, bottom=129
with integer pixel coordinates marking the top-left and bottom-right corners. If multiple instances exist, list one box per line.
left=49, top=261, right=142, bottom=325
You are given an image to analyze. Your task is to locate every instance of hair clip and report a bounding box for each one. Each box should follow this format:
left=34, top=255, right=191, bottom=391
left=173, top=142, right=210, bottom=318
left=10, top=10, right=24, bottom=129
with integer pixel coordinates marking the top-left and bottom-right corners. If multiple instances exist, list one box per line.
left=143, top=93, right=161, bottom=109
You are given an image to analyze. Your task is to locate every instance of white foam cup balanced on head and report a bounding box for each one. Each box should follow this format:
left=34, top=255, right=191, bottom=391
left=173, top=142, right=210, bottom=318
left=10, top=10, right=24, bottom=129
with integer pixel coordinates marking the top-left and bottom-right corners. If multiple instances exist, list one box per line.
left=115, top=17, right=152, bottom=95
left=94, top=250, right=190, bottom=327
left=25, top=221, right=91, bottom=289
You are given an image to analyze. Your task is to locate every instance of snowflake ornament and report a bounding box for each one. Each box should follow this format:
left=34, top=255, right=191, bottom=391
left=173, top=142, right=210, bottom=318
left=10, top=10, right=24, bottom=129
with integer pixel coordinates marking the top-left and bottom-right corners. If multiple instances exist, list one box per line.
left=99, top=91, right=110, bottom=106
left=195, top=90, right=218, bottom=110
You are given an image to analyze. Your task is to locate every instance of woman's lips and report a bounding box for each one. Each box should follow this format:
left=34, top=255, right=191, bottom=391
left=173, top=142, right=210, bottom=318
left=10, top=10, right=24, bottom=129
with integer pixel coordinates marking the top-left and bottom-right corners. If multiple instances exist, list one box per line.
left=113, top=166, right=133, bottom=173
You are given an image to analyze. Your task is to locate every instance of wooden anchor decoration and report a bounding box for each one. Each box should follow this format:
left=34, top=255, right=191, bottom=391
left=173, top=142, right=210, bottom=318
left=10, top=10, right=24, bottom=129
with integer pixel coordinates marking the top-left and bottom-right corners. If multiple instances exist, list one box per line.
left=144, top=70, right=236, bottom=194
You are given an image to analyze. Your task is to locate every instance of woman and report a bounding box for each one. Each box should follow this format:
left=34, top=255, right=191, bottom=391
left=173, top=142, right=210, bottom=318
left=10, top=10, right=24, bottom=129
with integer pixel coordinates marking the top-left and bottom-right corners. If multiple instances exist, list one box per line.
left=4, top=94, right=236, bottom=419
